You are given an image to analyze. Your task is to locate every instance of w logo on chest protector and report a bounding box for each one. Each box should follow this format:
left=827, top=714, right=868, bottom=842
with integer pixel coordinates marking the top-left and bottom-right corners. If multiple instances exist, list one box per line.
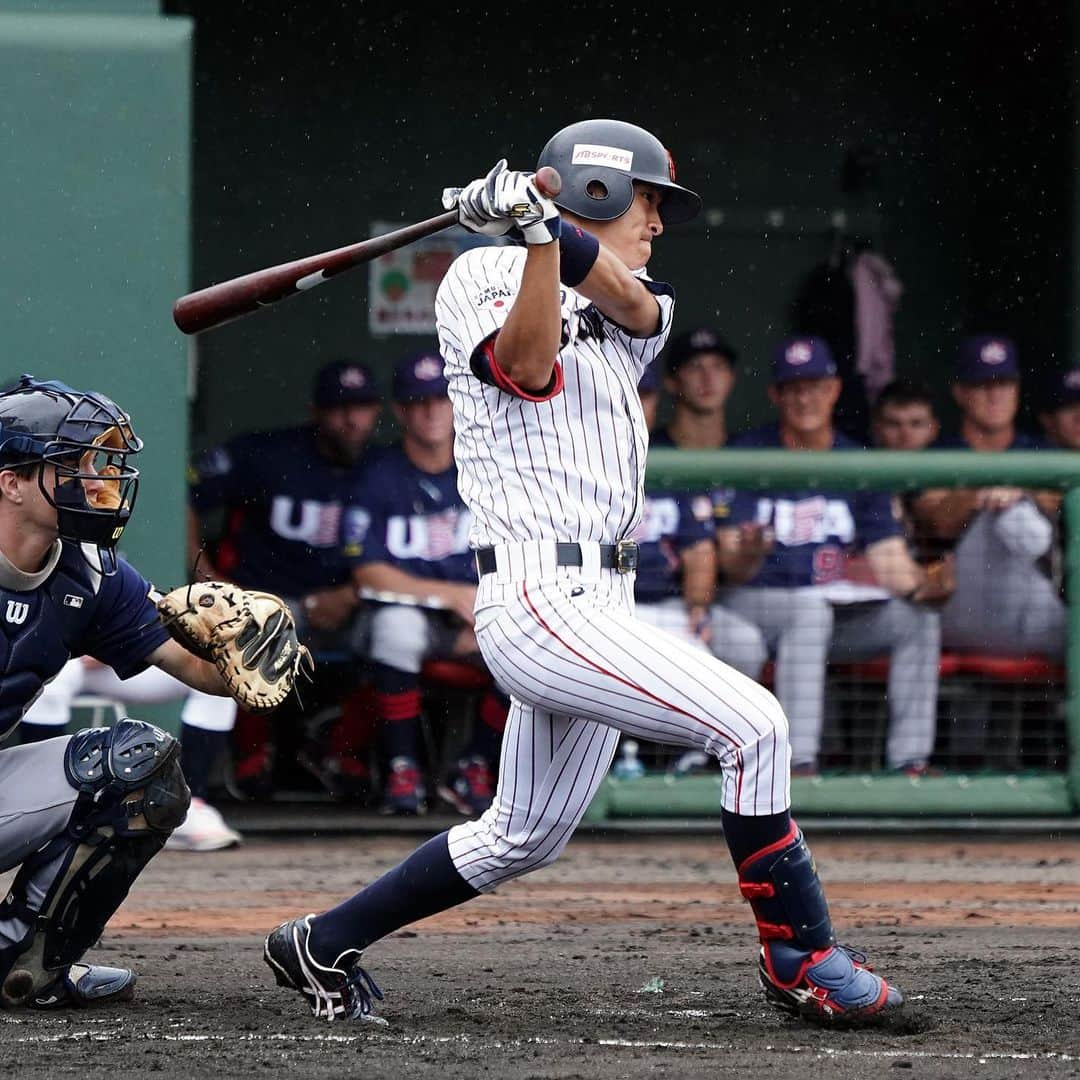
left=5, top=601, right=29, bottom=626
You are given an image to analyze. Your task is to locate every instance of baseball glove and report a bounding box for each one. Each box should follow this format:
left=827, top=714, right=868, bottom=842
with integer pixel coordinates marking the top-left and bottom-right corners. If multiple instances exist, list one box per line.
left=157, top=581, right=313, bottom=714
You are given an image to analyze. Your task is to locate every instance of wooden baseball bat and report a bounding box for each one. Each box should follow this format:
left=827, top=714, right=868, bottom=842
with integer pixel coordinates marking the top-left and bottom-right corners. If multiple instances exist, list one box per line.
left=173, top=166, right=563, bottom=335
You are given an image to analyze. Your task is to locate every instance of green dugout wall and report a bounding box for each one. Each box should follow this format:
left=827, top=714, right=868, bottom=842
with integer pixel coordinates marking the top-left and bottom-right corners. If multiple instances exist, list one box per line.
left=0, top=0, right=191, bottom=589
left=0, top=1, right=192, bottom=730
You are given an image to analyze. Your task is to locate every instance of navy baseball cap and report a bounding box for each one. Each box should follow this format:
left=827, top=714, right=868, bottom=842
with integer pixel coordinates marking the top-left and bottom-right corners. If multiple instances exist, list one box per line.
left=771, top=337, right=837, bottom=384
left=1038, top=367, right=1080, bottom=412
left=664, top=327, right=737, bottom=374
left=955, top=335, right=1020, bottom=383
left=393, top=350, right=449, bottom=402
left=638, top=362, right=661, bottom=394
left=312, top=359, right=379, bottom=407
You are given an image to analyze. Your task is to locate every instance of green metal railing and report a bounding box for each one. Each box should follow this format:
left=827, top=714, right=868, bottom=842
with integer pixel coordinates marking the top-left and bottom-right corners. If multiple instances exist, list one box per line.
left=584, top=448, right=1080, bottom=822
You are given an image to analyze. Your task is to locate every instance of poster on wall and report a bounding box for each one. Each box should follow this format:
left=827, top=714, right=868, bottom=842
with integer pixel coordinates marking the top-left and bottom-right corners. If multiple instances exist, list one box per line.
left=368, top=223, right=496, bottom=336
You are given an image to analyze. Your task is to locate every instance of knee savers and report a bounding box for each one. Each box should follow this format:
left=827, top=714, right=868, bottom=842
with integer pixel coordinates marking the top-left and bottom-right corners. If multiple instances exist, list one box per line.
left=0, top=719, right=190, bottom=1006
left=64, top=718, right=191, bottom=835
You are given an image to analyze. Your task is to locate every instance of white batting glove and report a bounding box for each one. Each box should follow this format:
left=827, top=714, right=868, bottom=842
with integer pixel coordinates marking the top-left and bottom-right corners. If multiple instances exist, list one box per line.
left=442, top=159, right=515, bottom=238
left=443, top=160, right=561, bottom=245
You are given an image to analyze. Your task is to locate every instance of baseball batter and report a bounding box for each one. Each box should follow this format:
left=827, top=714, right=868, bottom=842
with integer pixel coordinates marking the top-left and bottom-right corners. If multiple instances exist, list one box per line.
left=265, top=119, right=903, bottom=1026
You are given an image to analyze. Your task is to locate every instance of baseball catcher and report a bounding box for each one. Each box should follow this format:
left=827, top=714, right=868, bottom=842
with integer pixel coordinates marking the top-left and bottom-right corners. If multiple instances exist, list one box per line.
left=0, top=374, right=304, bottom=1011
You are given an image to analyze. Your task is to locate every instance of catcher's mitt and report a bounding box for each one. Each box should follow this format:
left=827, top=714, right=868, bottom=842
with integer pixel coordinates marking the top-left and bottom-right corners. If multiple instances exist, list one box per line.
left=157, top=581, right=313, bottom=714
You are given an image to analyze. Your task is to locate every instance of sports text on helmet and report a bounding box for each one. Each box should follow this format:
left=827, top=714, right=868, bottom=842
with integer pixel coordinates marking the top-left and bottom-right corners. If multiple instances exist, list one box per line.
left=536, top=119, right=702, bottom=226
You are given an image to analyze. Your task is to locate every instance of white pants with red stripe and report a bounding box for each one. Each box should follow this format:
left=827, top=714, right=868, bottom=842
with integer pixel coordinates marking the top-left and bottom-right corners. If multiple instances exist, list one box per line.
left=447, top=554, right=790, bottom=893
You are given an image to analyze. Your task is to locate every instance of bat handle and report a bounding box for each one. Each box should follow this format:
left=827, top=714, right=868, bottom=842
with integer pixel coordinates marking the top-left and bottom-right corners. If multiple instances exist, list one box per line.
left=534, top=166, right=562, bottom=200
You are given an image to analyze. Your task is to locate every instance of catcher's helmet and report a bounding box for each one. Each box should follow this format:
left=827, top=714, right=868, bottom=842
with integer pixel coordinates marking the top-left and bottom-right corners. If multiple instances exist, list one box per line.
left=0, top=374, right=143, bottom=573
left=536, top=119, right=701, bottom=226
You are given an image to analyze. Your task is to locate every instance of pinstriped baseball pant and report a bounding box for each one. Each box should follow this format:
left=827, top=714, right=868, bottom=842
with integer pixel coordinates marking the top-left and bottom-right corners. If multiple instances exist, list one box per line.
left=447, top=568, right=790, bottom=893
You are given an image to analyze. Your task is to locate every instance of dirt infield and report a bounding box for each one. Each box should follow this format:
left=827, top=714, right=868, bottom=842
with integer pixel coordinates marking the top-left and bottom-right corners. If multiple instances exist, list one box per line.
left=3, top=827, right=1080, bottom=1078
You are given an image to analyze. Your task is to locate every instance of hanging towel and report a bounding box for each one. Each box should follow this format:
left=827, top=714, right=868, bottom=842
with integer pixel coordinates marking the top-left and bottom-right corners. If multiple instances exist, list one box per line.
left=850, top=251, right=903, bottom=401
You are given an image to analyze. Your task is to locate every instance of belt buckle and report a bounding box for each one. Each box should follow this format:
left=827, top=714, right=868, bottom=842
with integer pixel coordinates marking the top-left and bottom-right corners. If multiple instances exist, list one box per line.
left=614, top=539, right=639, bottom=574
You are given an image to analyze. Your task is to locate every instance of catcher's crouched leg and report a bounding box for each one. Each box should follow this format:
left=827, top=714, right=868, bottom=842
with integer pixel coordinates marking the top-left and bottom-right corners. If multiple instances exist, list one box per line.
left=0, top=719, right=190, bottom=1009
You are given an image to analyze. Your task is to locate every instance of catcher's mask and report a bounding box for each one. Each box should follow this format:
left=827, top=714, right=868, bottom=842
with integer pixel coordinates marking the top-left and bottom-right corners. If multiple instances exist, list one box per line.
left=0, top=374, right=142, bottom=575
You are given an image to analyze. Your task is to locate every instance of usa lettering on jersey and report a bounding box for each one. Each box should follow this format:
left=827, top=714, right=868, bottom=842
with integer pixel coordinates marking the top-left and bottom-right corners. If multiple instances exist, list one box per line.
left=754, top=497, right=857, bottom=546
left=269, top=496, right=342, bottom=548
left=385, top=509, right=473, bottom=562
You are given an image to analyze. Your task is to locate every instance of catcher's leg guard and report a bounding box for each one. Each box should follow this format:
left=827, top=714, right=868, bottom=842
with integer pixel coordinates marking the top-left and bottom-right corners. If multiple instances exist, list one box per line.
left=0, top=719, right=190, bottom=1008
left=737, top=822, right=903, bottom=1024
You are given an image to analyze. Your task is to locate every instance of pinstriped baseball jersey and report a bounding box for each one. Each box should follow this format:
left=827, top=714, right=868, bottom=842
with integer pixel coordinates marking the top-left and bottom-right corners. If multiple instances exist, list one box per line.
left=434, top=245, right=674, bottom=548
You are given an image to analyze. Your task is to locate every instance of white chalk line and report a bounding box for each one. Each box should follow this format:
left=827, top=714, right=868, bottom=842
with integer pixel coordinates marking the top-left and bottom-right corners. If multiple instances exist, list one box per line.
left=4, top=1026, right=1077, bottom=1061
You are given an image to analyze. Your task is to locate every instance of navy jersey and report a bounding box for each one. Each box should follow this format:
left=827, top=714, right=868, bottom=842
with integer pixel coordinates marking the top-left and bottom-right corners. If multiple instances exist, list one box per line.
left=630, top=491, right=715, bottom=603
left=189, top=425, right=369, bottom=596
left=934, top=430, right=1047, bottom=450
left=345, top=444, right=476, bottom=583
left=722, top=423, right=901, bottom=588
left=0, top=543, right=170, bottom=740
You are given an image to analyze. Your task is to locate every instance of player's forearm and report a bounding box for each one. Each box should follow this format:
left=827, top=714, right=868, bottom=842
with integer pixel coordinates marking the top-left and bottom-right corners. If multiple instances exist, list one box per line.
left=910, top=488, right=981, bottom=539
left=146, top=638, right=230, bottom=696
left=574, top=245, right=660, bottom=336
left=864, top=537, right=924, bottom=597
left=493, top=244, right=562, bottom=391
left=680, top=541, right=717, bottom=607
left=353, top=563, right=455, bottom=603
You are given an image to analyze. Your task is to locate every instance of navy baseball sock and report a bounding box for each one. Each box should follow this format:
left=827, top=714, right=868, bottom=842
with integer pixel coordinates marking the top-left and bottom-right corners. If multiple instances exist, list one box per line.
left=308, top=831, right=478, bottom=960
left=180, top=722, right=228, bottom=801
left=373, top=662, right=422, bottom=761
left=720, top=807, right=792, bottom=868
left=17, top=721, right=64, bottom=744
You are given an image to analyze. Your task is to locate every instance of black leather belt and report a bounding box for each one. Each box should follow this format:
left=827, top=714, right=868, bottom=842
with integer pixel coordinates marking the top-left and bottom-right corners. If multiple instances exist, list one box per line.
left=475, top=540, right=640, bottom=576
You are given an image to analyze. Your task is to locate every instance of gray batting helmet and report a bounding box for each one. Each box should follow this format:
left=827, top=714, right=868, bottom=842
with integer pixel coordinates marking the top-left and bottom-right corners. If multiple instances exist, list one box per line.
left=536, top=119, right=701, bottom=225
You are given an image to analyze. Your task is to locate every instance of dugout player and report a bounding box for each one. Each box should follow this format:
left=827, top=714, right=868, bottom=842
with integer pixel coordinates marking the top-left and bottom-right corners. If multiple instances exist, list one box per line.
left=347, top=351, right=508, bottom=816
left=0, top=376, right=233, bottom=1009
left=265, top=118, right=903, bottom=1026
left=717, top=338, right=942, bottom=776
left=910, top=337, right=1063, bottom=658
left=188, top=358, right=381, bottom=797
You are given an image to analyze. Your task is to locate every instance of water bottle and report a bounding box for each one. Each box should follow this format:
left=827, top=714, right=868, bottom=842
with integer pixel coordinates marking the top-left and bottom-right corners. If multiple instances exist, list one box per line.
left=613, top=738, right=645, bottom=780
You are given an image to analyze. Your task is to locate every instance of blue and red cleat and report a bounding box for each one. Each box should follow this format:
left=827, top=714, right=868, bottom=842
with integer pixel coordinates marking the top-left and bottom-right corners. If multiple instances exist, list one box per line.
left=758, top=941, right=901, bottom=1023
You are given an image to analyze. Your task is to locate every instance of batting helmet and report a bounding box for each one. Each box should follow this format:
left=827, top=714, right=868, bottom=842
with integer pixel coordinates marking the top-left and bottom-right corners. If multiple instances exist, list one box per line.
left=536, top=119, right=701, bottom=226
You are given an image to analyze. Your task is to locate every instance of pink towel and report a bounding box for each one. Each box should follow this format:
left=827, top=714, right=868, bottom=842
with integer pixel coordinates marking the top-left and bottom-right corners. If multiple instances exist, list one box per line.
left=850, top=251, right=903, bottom=401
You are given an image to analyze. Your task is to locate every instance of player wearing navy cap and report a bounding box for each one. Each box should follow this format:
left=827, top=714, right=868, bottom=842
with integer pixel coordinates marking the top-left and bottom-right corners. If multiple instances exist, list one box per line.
left=908, top=337, right=1063, bottom=659
left=346, top=351, right=508, bottom=816
left=1038, top=367, right=1080, bottom=450
left=188, top=358, right=382, bottom=798
left=717, top=338, right=941, bottom=775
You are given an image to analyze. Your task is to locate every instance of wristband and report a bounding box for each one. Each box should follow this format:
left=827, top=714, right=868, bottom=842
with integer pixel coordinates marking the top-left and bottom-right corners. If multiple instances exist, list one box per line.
left=559, top=225, right=600, bottom=287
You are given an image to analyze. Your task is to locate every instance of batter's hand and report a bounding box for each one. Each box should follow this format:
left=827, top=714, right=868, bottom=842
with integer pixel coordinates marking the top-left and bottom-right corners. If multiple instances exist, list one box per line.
left=444, top=159, right=561, bottom=245
left=443, top=159, right=516, bottom=238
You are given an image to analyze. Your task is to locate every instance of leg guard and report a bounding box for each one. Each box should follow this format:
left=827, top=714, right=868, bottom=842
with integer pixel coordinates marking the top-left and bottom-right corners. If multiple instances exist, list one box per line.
left=737, top=822, right=835, bottom=950
left=738, top=822, right=902, bottom=1024
left=0, top=719, right=190, bottom=1008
